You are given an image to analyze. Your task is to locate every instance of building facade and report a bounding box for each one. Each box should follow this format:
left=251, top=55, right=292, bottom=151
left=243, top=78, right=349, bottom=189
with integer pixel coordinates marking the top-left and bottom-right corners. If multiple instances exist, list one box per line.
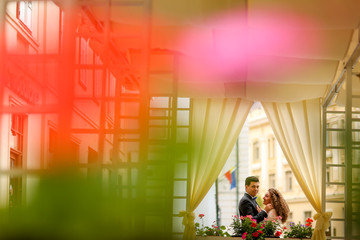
left=1, top=0, right=117, bottom=208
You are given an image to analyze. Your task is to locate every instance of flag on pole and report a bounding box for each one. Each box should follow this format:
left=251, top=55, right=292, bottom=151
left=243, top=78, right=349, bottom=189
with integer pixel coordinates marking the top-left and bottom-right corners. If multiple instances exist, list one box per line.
left=224, top=167, right=236, bottom=190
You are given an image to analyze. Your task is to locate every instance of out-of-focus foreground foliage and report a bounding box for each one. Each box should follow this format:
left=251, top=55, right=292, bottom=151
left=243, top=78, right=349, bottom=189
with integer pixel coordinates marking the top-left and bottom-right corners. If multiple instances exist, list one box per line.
left=0, top=170, right=172, bottom=240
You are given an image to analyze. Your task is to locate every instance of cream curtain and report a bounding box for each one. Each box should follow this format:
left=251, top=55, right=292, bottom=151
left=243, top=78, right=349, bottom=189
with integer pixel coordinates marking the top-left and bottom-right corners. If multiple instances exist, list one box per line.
left=262, top=98, right=332, bottom=240
left=180, top=98, right=253, bottom=240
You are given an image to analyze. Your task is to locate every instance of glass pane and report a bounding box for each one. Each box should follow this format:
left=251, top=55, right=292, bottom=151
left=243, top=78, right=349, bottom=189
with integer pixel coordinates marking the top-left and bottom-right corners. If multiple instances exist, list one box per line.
left=149, top=126, right=169, bottom=140
left=327, top=166, right=345, bottom=183
left=326, top=203, right=344, bottom=219
left=129, top=151, right=139, bottom=163
left=119, top=134, right=140, bottom=142
left=177, top=110, right=189, bottom=126
left=120, top=119, right=139, bottom=129
left=149, top=119, right=169, bottom=126
left=146, top=187, right=166, bottom=198
left=326, top=131, right=345, bottom=147
left=150, top=96, right=169, bottom=108
left=145, top=216, right=166, bottom=233
left=326, top=149, right=345, bottom=164
left=176, top=128, right=189, bottom=143
left=150, top=109, right=169, bottom=117
left=353, top=149, right=360, bottom=164
left=121, top=102, right=139, bottom=116
left=177, top=98, right=190, bottom=108
left=174, top=163, right=187, bottom=179
left=329, top=219, right=344, bottom=237
left=173, top=199, right=186, bottom=215
left=173, top=216, right=185, bottom=233
left=147, top=165, right=167, bottom=179
left=131, top=168, right=138, bottom=186
left=173, top=181, right=187, bottom=197
left=353, top=168, right=360, bottom=183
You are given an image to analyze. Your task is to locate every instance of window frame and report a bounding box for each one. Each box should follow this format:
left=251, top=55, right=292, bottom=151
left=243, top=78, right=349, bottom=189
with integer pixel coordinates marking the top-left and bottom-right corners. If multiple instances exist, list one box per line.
left=269, top=173, right=276, bottom=188
left=285, top=170, right=293, bottom=192
left=253, top=140, right=260, bottom=162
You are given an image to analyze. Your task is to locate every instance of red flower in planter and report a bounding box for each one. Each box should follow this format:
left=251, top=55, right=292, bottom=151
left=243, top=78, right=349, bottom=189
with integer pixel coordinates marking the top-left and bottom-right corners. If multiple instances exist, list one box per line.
left=230, top=215, right=266, bottom=238
left=305, top=218, right=313, bottom=227
left=275, top=231, right=282, bottom=237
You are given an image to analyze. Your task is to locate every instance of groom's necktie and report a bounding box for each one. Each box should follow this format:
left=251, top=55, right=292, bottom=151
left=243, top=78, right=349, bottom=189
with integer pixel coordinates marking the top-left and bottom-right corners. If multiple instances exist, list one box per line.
left=252, top=196, right=259, bottom=207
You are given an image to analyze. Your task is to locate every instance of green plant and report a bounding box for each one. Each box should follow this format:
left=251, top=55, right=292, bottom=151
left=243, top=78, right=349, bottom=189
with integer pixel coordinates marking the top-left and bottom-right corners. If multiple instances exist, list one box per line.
left=284, top=218, right=314, bottom=239
left=230, top=215, right=265, bottom=240
left=261, top=216, right=283, bottom=237
left=195, top=214, right=230, bottom=237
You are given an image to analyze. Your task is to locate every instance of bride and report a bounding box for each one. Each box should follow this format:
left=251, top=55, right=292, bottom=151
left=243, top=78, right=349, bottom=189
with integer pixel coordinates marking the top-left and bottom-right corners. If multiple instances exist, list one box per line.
left=261, top=188, right=290, bottom=223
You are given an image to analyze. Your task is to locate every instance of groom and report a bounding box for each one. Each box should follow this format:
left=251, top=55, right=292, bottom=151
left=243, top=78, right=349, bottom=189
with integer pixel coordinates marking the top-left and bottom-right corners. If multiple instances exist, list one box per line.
left=239, top=176, right=272, bottom=223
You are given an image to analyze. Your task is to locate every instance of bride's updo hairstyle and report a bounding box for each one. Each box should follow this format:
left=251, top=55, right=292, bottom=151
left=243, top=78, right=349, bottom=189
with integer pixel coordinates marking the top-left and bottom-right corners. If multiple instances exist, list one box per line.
left=268, top=188, right=290, bottom=223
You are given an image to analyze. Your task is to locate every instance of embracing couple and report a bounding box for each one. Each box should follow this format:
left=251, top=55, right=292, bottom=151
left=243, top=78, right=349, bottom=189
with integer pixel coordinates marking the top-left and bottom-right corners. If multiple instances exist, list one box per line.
left=239, top=176, right=289, bottom=224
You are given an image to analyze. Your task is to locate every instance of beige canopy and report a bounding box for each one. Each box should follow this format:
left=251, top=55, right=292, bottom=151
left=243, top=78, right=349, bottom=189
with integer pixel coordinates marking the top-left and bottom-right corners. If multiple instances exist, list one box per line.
left=88, top=0, right=360, bottom=102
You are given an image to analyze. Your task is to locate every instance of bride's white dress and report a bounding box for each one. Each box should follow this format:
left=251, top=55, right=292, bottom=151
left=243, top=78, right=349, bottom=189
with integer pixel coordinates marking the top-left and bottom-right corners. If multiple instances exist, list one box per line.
left=267, top=209, right=278, bottom=221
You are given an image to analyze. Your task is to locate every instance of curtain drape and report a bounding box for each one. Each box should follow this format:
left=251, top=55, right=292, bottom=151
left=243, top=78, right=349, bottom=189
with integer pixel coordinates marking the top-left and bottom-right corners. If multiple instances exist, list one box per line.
left=262, top=98, right=332, bottom=240
left=180, top=97, right=253, bottom=240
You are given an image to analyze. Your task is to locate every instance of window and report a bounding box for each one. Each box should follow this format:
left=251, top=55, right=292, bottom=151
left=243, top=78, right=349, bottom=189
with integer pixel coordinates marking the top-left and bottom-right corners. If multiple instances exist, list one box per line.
left=48, top=129, right=79, bottom=163
left=285, top=171, right=292, bottom=192
left=70, top=141, right=80, bottom=163
left=286, top=212, right=293, bottom=229
left=10, top=150, right=23, bottom=208
left=17, top=1, right=32, bottom=31
left=106, top=72, right=116, bottom=119
left=78, top=37, right=88, bottom=89
left=88, top=147, right=99, bottom=175
left=267, top=136, right=276, bottom=159
left=88, top=147, right=98, bottom=164
left=269, top=174, right=276, bottom=188
left=48, top=128, right=57, bottom=164
left=10, top=114, right=26, bottom=208
left=11, top=114, right=25, bottom=152
left=93, top=54, right=103, bottom=100
left=304, top=211, right=312, bottom=222
left=253, top=141, right=260, bottom=161
left=338, top=120, right=345, bottom=150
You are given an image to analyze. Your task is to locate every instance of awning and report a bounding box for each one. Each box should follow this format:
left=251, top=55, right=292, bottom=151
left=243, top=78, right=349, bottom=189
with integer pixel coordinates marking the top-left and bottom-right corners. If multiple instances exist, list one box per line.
left=86, top=0, right=360, bottom=102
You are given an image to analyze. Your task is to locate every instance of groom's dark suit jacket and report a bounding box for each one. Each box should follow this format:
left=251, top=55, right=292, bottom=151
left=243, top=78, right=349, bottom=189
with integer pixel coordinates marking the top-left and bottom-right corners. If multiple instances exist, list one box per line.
left=239, top=193, right=267, bottom=223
